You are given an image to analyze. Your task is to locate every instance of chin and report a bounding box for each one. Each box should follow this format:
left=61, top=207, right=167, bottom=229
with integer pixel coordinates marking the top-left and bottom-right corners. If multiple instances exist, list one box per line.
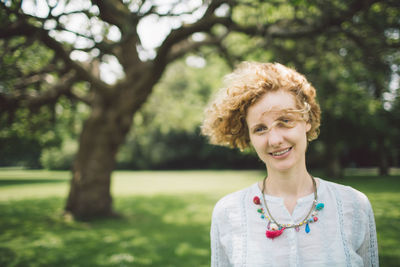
left=266, top=160, right=297, bottom=172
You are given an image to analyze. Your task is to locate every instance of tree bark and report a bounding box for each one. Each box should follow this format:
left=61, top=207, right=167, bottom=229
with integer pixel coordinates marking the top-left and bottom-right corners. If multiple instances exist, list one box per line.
left=377, top=136, right=389, bottom=176
left=325, top=140, right=344, bottom=179
left=64, top=60, right=160, bottom=218
left=65, top=94, right=134, bottom=218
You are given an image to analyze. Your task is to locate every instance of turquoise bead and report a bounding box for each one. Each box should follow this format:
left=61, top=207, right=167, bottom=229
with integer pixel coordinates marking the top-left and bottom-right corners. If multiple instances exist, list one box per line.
left=316, top=203, right=324, bottom=211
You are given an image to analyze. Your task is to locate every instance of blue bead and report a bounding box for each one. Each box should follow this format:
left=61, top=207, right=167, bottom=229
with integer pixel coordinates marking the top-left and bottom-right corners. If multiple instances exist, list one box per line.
left=305, top=223, right=310, bottom=233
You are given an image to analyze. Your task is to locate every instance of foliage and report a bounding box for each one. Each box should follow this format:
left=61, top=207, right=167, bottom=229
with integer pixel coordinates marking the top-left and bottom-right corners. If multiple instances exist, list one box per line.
left=0, top=0, right=399, bottom=217
left=40, top=139, right=77, bottom=170
left=116, top=57, right=263, bottom=170
left=0, top=169, right=399, bottom=266
left=1, top=0, right=398, bottom=172
left=0, top=29, right=88, bottom=168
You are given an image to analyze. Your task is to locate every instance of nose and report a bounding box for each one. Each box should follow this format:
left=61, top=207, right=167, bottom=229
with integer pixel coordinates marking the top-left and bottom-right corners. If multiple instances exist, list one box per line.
left=267, top=127, right=284, bottom=148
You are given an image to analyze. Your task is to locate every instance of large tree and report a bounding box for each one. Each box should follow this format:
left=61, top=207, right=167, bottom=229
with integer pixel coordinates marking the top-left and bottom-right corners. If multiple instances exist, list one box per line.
left=0, top=0, right=385, bottom=218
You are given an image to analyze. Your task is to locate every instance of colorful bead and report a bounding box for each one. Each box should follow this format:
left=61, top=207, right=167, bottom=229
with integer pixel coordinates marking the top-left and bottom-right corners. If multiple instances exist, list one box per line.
left=316, top=203, right=324, bottom=210
left=312, top=211, right=318, bottom=216
left=253, top=177, right=323, bottom=240
left=270, top=223, right=278, bottom=231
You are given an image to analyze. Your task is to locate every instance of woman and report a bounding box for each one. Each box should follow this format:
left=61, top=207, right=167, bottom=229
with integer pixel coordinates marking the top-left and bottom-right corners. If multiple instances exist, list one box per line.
left=201, top=62, right=378, bottom=266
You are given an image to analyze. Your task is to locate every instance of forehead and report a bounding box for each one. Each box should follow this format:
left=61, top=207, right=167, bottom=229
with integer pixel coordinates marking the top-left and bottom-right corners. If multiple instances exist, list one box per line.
left=247, top=90, right=297, bottom=121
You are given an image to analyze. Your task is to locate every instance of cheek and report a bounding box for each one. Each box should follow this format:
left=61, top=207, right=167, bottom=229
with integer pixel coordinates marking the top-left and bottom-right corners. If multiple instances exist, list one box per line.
left=250, top=136, right=267, bottom=154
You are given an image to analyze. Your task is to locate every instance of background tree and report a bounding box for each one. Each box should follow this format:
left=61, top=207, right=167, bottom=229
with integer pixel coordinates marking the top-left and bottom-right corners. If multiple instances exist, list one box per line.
left=215, top=0, right=400, bottom=177
left=0, top=0, right=395, bottom=218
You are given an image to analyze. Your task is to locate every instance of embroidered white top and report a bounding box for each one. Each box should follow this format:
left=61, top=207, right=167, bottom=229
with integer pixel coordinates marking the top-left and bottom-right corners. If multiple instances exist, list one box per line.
left=210, top=178, right=379, bottom=267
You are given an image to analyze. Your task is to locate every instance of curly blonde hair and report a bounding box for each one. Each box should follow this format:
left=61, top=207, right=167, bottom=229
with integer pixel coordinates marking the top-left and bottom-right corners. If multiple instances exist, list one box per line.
left=201, top=62, right=321, bottom=150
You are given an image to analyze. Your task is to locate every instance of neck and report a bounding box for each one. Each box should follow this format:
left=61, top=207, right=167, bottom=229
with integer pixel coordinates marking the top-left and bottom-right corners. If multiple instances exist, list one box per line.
left=264, top=165, right=313, bottom=198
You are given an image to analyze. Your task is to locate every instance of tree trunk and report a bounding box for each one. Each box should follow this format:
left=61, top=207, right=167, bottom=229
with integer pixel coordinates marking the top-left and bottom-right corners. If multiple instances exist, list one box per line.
left=325, top=141, right=344, bottom=179
left=65, top=96, right=133, bottom=218
left=378, top=136, right=389, bottom=176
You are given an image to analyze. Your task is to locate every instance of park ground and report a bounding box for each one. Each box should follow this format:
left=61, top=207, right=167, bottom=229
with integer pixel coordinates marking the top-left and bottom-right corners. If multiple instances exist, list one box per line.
left=0, top=169, right=399, bottom=266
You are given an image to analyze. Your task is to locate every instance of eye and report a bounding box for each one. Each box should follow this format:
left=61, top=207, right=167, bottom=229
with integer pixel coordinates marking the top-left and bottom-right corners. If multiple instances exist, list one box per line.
left=277, top=117, right=295, bottom=128
left=253, top=125, right=267, bottom=134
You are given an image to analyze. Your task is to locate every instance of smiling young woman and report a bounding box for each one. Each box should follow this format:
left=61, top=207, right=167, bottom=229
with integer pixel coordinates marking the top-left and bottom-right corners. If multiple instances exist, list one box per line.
left=201, top=62, right=378, bottom=267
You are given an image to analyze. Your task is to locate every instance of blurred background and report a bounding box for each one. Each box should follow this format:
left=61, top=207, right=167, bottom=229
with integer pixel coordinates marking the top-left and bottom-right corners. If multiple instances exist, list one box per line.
left=0, top=0, right=399, bottom=266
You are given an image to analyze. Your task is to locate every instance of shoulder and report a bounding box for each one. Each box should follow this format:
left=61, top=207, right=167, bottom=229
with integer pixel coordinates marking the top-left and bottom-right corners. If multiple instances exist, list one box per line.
left=212, top=183, right=258, bottom=220
left=320, top=178, right=372, bottom=212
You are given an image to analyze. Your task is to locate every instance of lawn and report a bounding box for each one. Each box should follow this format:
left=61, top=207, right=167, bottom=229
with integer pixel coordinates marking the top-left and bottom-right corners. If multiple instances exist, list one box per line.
left=0, top=169, right=399, bottom=266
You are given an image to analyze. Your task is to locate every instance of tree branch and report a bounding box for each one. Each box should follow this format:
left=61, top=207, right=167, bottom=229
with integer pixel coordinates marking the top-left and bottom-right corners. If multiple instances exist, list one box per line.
left=67, top=90, right=92, bottom=106
left=0, top=71, right=79, bottom=113
left=166, top=33, right=227, bottom=62
left=0, top=6, right=113, bottom=96
left=224, top=0, right=383, bottom=39
left=155, top=0, right=228, bottom=66
left=91, top=0, right=133, bottom=31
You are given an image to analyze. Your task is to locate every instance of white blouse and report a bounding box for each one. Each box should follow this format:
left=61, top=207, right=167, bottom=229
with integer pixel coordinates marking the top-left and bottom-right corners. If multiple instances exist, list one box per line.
left=211, top=178, right=378, bottom=267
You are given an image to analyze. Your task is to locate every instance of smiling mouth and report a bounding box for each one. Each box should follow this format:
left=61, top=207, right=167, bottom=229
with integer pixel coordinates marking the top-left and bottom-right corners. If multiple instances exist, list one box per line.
left=269, top=147, right=292, bottom=156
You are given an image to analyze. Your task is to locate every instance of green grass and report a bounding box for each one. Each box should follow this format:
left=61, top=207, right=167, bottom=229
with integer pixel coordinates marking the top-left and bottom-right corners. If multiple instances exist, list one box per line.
left=0, top=169, right=399, bottom=266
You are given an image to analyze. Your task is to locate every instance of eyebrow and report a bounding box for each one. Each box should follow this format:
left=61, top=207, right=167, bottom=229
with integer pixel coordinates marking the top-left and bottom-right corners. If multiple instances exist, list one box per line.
left=249, top=111, right=299, bottom=131
left=259, top=108, right=305, bottom=120
left=258, top=109, right=287, bottom=122
left=249, top=123, right=265, bottom=131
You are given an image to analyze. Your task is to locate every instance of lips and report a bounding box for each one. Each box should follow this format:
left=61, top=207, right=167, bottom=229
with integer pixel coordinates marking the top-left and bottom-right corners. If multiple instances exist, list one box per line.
left=269, top=147, right=292, bottom=157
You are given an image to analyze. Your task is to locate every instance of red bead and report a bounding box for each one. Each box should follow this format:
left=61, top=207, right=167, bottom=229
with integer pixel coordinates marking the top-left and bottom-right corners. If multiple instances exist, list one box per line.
left=253, top=196, right=261, bottom=205
left=313, top=217, right=318, bottom=222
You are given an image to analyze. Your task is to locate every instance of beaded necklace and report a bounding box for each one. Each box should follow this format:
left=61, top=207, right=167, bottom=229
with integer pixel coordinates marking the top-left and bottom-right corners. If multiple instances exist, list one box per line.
left=253, top=175, right=324, bottom=239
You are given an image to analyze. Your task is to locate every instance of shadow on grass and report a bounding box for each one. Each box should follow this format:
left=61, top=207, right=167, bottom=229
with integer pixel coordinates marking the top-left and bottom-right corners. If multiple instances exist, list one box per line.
left=0, top=175, right=399, bottom=266
left=0, top=195, right=214, bottom=267
left=0, top=179, right=67, bottom=187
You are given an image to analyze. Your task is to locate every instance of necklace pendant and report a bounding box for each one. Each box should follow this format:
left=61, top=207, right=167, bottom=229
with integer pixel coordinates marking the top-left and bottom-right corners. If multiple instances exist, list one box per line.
left=266, top=228, right=285, bottom=239
left=305, top=223, right=310, bottom=233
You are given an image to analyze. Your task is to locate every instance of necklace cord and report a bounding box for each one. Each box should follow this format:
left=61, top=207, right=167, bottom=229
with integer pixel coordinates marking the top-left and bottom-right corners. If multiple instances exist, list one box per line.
left=261, top=174, right=317, bottom=229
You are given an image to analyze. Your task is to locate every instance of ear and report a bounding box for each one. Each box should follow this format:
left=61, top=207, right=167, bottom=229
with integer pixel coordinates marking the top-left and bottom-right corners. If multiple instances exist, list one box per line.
left=306, top=123, right=311, bottom=132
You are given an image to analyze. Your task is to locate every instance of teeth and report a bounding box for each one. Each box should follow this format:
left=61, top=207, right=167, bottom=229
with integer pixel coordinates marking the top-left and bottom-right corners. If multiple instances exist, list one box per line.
left=272, top=148, right=290, bottom=156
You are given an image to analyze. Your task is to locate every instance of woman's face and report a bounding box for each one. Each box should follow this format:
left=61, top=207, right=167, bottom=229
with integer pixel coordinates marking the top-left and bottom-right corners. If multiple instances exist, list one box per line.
left=246, top=90, right=311, bottom=172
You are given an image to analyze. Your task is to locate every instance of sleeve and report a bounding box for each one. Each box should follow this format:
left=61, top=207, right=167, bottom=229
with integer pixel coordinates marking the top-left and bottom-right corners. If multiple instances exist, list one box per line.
left=210, top=203, right=230, bottom=267
left=357, top=197, right=379, bottom=267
